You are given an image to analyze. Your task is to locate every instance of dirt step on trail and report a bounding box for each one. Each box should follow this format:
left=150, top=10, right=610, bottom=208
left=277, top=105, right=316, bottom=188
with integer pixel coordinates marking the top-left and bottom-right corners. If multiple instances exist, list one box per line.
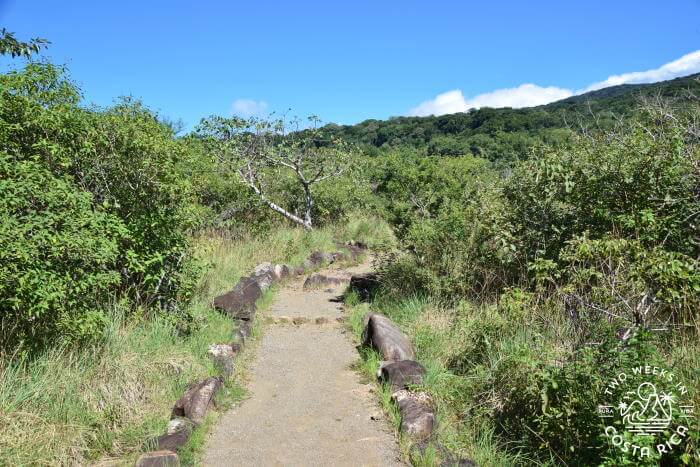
left=203, top=259, right=403, bottom=467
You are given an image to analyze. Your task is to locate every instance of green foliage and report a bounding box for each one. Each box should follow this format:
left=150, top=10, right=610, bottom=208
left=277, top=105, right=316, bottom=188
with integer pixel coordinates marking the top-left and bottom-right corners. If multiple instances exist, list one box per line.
left=367, top=95, right=700, bottom=465
left=0, top=63, right=200, bottom=351
left=0, top=155, right=126, bottom=348
left=325, top=73, right=700, bottom=164
left=0, top=28, right=49, bottom=58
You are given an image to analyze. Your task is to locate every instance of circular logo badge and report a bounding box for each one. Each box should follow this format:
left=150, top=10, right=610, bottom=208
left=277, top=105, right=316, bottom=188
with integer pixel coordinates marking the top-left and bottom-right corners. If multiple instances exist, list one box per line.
left=598, top=364, right=694, bottom=459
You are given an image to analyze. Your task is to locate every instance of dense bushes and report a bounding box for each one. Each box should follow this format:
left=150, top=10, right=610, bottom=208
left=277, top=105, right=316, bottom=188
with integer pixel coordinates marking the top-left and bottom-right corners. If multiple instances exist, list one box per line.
left=0, top=155, right=125, bottom=348
left=369, top=102, right=699, bottom=464
left=0, top=63, right=199, bottom=351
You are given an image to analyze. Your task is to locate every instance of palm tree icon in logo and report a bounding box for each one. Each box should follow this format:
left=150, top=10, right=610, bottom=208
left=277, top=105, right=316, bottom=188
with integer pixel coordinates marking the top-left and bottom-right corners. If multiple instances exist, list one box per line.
left=619, top=382, right=674, bottom=435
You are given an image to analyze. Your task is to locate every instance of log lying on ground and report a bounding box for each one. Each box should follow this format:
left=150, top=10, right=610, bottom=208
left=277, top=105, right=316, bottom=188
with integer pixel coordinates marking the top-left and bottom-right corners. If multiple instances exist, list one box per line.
left=273, top=264, right=291, bottom=281
left=171, top=376, right=222, bottom=425
left=252, top=262, right=275, bottom=290
left=361, top=312, right=416, bottom=361
left=378, top=360, right=426, bottom=391
left=391, top=390, right=435, bottom=441
left=233, top=318, right=254, bottom=344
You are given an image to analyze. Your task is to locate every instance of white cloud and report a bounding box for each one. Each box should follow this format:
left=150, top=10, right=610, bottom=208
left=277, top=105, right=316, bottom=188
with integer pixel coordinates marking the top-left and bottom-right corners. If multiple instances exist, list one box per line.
left=231, top=98, right=268, bottom=117
left=409, top=84, right=573, bottom=117
left=583, top=49, right=700, bottom=92
left=408, top=49, right=700, bottom=117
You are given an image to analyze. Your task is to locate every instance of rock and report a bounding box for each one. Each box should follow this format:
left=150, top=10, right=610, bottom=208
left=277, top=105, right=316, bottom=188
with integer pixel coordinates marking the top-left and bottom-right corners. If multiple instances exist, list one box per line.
left=233, top=319, right=253, bottom=344
left=349, top=273, right=380, bottom=301
left=135, top=451, right=179, bottom=467
left=171, top=376, right=222, bottom=425
left=252, top=262, right=275, bottom=290
left=331, top=251, right=348, bottom=262
left=272, top=264, right=291, bottom=281
left=207, top=343, right=238, bottom=377
left=292, top=266, right=305, bottom=276
left=305, top=251, right=334, bottom=268
left=156, top=418, right=192, bottom=451
left=166, top=417, right=192, bottom=435
left=392, top=390, right=435, bottom=441
left=378, top=360, right=426, bottom=391
left=347, top=240, right=369, bottom=249
left=361, top=312, right=415, bottom=361
left=213, top=276, right=262, bottom=320
left=303, top=274, right=347, bottom=289
left=292, top=317, right=307, bottom=325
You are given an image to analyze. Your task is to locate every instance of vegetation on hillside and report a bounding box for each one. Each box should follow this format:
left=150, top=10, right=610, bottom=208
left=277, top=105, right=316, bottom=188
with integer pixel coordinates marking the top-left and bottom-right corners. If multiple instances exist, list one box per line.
left=324, top=73, right=700, bottom=164
left=350, top=101, right=699, bottom=464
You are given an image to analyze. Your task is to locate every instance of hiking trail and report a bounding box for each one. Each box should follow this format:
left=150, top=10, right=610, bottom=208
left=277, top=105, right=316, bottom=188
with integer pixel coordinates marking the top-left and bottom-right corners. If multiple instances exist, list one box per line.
left=202, top=258, right=403, bottom=466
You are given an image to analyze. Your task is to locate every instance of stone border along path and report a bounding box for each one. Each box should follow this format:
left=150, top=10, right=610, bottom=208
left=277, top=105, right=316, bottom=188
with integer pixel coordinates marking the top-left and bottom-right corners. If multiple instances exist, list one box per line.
left=201, top=254, right=404, bottom=466
left=135, top=242, right=405, bottom=467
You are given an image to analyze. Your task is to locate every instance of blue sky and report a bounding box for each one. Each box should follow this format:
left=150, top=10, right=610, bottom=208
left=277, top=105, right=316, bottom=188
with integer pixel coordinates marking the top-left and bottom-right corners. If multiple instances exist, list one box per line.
left=1, top=0, right=699, bottom=127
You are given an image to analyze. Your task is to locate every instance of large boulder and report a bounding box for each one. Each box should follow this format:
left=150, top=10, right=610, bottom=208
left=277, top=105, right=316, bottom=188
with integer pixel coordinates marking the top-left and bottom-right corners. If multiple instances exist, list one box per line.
left=392, top=390, right=435, bottom=441
left=135, top=450, right=180, bottom=467
left=213, top=276, right=262, bottom=320
left=361, top=312, right=415, bottom=361
left=303, top=274, right=347, bottom=289
left=349, top=273, right=381, bottom=301
left=378, top=360, right=426, bottom=391
left=171, top=376, right=222, bottom=425
left=252, top=262, right=275, bottom=290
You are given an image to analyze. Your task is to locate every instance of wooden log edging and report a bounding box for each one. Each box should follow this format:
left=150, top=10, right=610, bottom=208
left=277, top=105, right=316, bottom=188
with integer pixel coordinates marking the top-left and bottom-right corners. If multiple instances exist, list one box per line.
left=135, top=242, right=367, bottom=466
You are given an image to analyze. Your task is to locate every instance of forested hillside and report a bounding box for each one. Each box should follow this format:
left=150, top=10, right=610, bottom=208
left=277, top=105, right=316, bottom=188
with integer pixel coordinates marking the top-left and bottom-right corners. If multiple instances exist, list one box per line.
left=324, top=73, right=700, bottom=163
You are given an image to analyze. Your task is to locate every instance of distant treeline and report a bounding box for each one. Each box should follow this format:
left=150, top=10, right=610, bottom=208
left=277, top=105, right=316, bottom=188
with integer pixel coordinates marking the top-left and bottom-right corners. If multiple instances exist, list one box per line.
left=322, top=73, right=700, bottom=163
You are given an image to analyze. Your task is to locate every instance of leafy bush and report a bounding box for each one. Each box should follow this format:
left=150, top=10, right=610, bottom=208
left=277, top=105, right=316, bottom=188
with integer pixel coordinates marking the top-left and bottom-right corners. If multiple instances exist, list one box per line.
left=0, top=155, right=126, bottom=349
left=0, top=63, right=201, bottom=350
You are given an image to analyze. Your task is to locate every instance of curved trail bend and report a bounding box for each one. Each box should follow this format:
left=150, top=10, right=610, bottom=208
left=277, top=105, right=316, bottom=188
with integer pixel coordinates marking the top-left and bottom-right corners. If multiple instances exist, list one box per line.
left=203, top=259, right=403, bottom=467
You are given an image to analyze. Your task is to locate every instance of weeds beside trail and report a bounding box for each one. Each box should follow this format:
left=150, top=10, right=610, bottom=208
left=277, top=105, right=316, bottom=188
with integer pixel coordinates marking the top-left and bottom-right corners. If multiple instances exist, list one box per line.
left=0, top=218, right=393, bottom=466
left=346, top=289, right=700, bottom=466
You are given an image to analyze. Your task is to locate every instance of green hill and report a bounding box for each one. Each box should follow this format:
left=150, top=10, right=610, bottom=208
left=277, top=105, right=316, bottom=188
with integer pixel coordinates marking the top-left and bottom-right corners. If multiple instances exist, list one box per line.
left=326, top=73, right=700, bottom=162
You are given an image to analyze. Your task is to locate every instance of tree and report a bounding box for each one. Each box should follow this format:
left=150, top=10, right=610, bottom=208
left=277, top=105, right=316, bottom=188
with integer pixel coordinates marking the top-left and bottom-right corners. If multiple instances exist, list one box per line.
left=198, top=115, right=354, bottom=230
left=0, top=28, right=49, bottom=57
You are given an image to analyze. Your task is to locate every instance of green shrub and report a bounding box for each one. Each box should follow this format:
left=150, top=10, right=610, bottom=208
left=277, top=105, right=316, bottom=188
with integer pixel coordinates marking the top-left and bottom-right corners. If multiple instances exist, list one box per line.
left=0, top=154, right=126, bottom=349
left=0, top=63, right=201, bottom=350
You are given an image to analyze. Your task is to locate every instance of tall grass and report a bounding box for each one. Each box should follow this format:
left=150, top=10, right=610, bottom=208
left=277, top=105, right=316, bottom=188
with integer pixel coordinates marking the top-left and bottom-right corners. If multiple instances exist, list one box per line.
left=0, top=220, right=380, bottom=465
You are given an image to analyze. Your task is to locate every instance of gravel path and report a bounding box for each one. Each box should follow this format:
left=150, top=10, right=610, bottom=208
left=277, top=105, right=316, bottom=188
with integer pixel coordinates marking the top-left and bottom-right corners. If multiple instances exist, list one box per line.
left=202, top=259, right=403, bottom=467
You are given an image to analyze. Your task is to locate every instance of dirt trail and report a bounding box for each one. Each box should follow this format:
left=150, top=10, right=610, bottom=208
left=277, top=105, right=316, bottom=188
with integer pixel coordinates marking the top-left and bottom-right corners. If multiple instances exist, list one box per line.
left=202, top=259, right=403, bottom=467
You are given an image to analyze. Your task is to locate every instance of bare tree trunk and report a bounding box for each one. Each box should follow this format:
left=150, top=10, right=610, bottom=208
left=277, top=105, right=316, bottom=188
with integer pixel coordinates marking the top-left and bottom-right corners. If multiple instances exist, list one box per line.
left=245, top=180, right=313, bottom=230
left=302, top=182, right=313, bottom=230
left=264, top=197, right=312, bottom=230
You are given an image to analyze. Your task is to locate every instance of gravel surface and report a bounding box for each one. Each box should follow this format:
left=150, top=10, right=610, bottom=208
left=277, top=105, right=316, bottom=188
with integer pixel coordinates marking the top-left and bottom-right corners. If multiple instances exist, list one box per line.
left=202, top=259, right=403, bottom=467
